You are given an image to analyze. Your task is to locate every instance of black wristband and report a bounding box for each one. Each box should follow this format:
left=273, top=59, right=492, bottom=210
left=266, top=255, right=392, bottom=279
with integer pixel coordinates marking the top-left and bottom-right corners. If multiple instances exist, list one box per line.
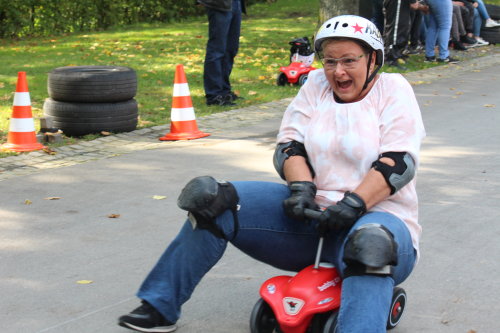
left=341, top=191, right=367, bottom=216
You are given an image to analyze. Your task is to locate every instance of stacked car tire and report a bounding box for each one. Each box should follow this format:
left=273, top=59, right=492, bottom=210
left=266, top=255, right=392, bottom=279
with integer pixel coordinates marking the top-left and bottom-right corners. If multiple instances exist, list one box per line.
left=43, top=66, right=138, bottom=136
left=481, top=4, right=500, bottom=44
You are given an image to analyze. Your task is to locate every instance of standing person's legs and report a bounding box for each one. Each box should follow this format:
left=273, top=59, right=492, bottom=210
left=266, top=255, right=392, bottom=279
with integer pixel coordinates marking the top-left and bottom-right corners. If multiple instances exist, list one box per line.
left=203, top=8, right=232, bottom=103
left=371, top=0, right=385, bottom=34
left=328, top=212, right=416, bottom=333
left=137, top=181, right=319, bottom=323
left=428, top=0, right=452, bottom=59
left=383, top=0, right=399, bottom=61
left=394, top=0, right=411, bottom=55
left=221, top=0, right=242, bottom=97
left=408, top=10, right=423, bottom=52
left=425, top=6, right=438, bottom=58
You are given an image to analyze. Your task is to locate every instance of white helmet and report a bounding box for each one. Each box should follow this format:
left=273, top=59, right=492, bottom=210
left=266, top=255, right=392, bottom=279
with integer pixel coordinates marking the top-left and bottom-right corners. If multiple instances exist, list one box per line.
left=314, top=15, right=384, bottom=67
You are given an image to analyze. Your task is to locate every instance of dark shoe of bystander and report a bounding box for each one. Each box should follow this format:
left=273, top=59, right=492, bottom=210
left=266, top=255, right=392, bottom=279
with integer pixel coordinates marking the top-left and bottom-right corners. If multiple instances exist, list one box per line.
left=461, top=35, right=478, bottom=47
left=424, top=56, right=436, bottom=62
left=118, top=301, right=177, bottom=333
left=206, top=94, right=236, bottom=107
left=228, top=91, right=244, bottom=102
left=437, top=56, right=459, bottom=64
left=406, top=44, right=423, bottom=54
left=387, top=59, right=408, bottom=71
left=451, top=40, right=468, bottom=51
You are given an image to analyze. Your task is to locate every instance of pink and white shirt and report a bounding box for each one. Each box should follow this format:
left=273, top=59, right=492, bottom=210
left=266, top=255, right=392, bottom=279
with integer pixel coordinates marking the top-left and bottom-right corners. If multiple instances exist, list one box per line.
left=277, top=69, right=426, bottom=253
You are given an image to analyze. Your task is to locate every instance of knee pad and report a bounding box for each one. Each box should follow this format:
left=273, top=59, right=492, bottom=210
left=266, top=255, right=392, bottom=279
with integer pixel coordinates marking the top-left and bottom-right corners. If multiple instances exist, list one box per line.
left=177, top=176, right=240, bottom=240
left=343, top=223, right=398, bottom=277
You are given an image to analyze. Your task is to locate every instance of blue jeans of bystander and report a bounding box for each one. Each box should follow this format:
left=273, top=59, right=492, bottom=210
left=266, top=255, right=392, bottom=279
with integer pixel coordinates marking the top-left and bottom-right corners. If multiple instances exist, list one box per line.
left=425, top=0, right=452, bottom=59
left=473, top=0, right=491, bottom=36
left=203, top=0, right=242, bottom=100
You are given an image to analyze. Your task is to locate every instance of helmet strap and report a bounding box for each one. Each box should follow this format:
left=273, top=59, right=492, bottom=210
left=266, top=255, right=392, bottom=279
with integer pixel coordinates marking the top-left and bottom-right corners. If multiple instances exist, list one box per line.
left=362, top=52, right=381, bottom=90
left=334, top=52, right=381, bottom=104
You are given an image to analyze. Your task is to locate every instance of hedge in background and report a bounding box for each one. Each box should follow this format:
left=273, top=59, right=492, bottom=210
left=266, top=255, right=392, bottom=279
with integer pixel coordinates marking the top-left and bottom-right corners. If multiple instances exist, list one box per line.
left=0, top=0, right=266, bottom=38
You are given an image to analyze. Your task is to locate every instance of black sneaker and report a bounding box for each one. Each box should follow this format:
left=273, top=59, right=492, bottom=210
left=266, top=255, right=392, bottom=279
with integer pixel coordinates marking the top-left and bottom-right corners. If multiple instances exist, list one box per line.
left=118, top=301, right=177, bottom=332
left=437, top=56, right=459, bottom=64
left=424, top=56, right=436, bottom=62
left=452, top=40, right=468, bottom=51
left=206, top=94, right=236, bottom=107
left=460, top=35, right=478, bottom=46
left=406, top=45, right=422, bottom=54
left=228, top=91, right=244, bottom=102
left=387, top=59, right=408, bottom=71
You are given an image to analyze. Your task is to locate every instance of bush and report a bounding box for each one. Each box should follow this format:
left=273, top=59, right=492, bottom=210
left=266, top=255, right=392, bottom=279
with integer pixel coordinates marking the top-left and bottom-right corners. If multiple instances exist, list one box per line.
left=0, top=0, right=267, bottom=38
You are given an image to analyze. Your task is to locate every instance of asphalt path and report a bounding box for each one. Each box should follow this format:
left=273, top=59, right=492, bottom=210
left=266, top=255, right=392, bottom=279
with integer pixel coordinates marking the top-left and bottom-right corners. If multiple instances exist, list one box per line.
left=1, top=59, right=499, bottom=333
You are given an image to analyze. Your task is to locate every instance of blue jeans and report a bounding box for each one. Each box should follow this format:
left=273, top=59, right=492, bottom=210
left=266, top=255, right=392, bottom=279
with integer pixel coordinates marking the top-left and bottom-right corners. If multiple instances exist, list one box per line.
left=138, top=181, right=416, bottom=332
left=473, top=0, right=490, bottom=36
left=203, top=0, right=241, bottom=99
left=425, top=0, right=452, bottom=59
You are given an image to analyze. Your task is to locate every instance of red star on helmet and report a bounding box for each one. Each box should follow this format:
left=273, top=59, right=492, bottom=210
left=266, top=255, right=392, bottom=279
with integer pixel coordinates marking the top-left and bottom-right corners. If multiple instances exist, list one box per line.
left=352, top=23, right=364, bottom=34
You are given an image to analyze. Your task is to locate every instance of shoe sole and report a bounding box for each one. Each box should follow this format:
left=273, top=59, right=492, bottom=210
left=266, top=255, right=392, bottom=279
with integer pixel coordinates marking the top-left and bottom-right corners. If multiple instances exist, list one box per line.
left=119, top=321, right=177, bottom=333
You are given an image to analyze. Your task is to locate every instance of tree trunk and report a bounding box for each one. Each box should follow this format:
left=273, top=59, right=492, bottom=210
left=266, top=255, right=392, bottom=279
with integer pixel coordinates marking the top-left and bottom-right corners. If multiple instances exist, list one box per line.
left=318, top=0, right=373, bottom=26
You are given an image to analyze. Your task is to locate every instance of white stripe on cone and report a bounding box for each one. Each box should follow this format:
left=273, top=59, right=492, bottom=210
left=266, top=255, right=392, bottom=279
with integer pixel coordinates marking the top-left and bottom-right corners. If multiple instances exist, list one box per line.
left=13, top=92, right=31, bottom=106
left=173, top=83, right=190, bottom=97
left=171, top=107, right=196, bottom=121
left=9, top=118, right=36, bottom=132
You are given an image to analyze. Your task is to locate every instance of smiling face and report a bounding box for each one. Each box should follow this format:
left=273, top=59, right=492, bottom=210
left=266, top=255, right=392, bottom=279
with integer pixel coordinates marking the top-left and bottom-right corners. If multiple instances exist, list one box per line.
left=322, top=39, right=376, bottom=103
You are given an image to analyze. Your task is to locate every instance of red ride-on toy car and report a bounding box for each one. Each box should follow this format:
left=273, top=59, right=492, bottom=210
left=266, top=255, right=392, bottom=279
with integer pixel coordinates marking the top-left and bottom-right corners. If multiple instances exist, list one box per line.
left=277, top=37, right=317, bottom=86
left=277, top=62, right=317, bottom=86
left=249, top=209, right=407, bottom=333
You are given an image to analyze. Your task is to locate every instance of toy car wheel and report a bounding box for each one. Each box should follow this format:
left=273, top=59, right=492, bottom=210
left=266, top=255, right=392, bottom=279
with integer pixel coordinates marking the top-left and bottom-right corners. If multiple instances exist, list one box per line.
left=387, top=287, right=407, bottom=330
left=322, top=310, right=338, bottom=333
left=298, top=74, right=309, bottom=86
left=250, top=298, right=282, bottom=333
left=276, top=73, right=288, bottom=86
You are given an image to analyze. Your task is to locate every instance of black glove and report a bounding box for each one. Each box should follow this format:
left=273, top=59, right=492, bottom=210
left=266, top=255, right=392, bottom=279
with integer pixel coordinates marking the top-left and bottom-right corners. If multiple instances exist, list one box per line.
left=283, top=181, right=319, bottom=221
left=321, top=192, right=367, bottom=231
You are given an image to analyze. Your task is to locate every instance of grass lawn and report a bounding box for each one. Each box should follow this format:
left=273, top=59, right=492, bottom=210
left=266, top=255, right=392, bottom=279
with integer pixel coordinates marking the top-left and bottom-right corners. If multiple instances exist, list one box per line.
left=0, top=0, right=499, bottom=156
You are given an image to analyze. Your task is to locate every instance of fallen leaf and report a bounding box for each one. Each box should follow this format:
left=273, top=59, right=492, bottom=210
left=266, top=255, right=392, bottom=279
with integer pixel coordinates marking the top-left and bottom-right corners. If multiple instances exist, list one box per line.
left=153, top=195, right=167, bottom=200
left=101, top=131, right=111, bottom=136
left=248, top=90, right=257, bottom=95
left=108, top=214, right=121, bottom=218
left=43, top=148, right=57, bottom=155
left=77, top=280, right=93, bottom=284
left=24, top=199, right=32, bottom=205
left=483, top=104, right=495, bottom=108
left=410, top=80, right=429, bottom=85
left=45, top=197, right=61, bottom=200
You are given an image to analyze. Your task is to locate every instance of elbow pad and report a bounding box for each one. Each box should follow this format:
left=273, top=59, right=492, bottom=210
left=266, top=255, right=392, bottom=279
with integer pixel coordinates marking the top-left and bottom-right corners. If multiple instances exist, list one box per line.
left=371, top=152, right=416, bottom=194
left=273, top=141, right=315, bottom=180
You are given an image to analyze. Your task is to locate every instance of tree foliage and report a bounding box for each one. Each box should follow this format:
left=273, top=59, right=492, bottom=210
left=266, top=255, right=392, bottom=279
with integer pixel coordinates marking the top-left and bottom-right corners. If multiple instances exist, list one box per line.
left=0, top=0, right=266, bottom=38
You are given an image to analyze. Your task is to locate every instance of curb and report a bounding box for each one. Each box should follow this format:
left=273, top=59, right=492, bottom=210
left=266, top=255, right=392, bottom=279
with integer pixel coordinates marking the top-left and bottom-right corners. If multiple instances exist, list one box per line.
left=1, top=48, right=499, bottom=181
left=0, top=98, right=292, bottom=181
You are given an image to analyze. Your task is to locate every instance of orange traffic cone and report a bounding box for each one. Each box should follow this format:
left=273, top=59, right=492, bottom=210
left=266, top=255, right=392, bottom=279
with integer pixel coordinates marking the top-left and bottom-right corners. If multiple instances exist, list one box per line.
left=1, top=72, right=46, bottom=152
left=159, top=64, right=210, bottom=141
